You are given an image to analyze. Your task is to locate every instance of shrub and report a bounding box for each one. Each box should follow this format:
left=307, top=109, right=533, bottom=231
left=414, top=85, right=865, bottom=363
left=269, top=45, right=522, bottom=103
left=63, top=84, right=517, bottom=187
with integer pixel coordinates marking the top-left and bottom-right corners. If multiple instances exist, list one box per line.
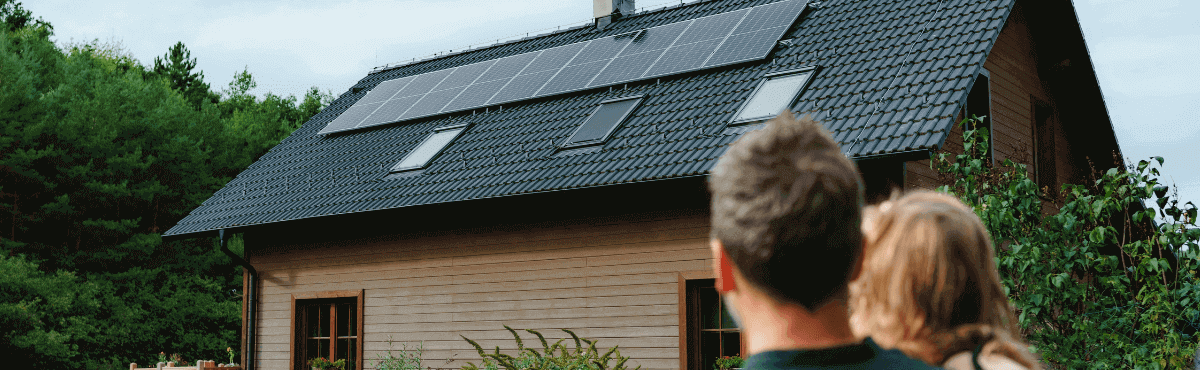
left=460, top=326, right=640, bottom=370
left=375, top=336, right=425, bottom=370
left=933, top=116, right=1200, bottom=369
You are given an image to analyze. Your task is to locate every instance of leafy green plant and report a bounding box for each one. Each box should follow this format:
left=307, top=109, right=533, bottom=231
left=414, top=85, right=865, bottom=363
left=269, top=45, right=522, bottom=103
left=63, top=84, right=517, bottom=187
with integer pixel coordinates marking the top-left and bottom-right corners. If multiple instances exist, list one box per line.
left=309, top=356, right=347, bottom=370
left=375, top=336, right=424, bottom=370
left=227, top=347, right=236, bottom=365
left=713, top=355, right=744, bottom=370
left=933, top=116, right=1200, bottom=369
left=460, top=326, right=640, bottom=370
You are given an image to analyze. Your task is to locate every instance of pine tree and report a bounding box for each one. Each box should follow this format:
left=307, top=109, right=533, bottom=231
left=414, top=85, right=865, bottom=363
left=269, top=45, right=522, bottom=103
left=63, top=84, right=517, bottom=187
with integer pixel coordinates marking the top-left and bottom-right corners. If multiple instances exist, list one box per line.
left=152, top=41, right=218, bottom=109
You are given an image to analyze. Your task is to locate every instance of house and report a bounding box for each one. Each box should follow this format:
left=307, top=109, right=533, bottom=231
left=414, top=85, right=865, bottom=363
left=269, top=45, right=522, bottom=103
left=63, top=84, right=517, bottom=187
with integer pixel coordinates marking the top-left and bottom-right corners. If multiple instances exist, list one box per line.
left=161, top=0, right=1123, bottom=369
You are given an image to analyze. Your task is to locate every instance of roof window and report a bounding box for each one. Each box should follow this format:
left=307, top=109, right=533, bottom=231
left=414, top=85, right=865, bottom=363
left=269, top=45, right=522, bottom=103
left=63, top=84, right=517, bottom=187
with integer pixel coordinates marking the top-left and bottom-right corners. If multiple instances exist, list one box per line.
left=731, top=68, right=816, bottom=124
left=390, top=124, right=469, bottom=172
left=560, top=95, right=643, bottom=149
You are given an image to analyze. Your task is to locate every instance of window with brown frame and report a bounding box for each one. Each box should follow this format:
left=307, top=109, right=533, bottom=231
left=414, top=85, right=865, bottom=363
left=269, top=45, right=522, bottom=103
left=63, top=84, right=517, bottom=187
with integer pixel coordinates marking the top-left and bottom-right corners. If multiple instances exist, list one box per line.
left=293, top=294, right=362, bottom=370
left=685, top=279, right=742, bottom=370
left=1033, top=99, right=1057, bottom=196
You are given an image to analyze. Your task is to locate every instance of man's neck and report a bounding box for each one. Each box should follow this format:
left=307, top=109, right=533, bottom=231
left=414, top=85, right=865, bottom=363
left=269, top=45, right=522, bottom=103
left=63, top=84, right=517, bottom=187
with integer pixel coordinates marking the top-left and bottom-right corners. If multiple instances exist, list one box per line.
left=738, top=295, right=861, bottom=355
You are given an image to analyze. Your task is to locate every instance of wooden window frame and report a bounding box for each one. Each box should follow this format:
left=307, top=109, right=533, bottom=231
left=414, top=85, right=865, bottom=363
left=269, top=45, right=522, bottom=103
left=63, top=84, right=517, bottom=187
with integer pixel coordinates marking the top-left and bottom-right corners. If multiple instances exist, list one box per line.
left=290, top=290, right=365, bottom=370
left=679, top=270, right=744, bottom=370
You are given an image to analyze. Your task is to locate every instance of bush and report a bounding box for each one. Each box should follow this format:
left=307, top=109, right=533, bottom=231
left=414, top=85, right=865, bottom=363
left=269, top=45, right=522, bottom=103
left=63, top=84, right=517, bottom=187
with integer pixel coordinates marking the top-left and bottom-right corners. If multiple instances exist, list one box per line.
left=933, top=116, right=1200, bottom=369
left=375, top=336, right=425, bottom=370
left=460, top=326, right=639, bottom=370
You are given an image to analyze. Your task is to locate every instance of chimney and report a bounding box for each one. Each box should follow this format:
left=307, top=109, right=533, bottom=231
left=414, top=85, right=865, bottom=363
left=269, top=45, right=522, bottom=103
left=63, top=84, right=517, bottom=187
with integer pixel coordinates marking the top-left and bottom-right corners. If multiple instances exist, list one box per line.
left=594, top=0, right=634, bottom=30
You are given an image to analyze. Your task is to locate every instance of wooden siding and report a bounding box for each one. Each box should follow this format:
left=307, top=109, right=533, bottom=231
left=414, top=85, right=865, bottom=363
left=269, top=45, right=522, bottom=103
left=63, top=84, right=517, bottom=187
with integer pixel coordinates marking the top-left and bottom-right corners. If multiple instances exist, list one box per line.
left=906, top=3, right=1069, bottom=190
left=248, top=209, right=712, bottom=370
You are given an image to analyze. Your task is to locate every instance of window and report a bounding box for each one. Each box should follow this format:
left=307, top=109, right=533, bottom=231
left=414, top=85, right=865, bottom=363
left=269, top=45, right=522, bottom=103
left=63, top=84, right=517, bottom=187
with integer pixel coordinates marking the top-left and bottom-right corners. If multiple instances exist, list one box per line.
left=293, top=291, right=363, bottom=370
left=1033, top=99, right=1056, bottom=195
left=964, top=70, right=993, bottom=164
left=561, top=96, right=642, bottom=149
left=731, top=68, right=815, bottom=124
left=685, top=279, right=741, bottom=370
left=391, top=124, right=469, bottom=172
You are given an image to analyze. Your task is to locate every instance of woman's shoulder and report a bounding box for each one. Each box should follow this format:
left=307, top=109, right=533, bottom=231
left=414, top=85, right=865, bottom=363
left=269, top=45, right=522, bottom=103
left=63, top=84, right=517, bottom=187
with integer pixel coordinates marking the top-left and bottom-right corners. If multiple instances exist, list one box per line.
left=943, top=351, right=1029, bottom=370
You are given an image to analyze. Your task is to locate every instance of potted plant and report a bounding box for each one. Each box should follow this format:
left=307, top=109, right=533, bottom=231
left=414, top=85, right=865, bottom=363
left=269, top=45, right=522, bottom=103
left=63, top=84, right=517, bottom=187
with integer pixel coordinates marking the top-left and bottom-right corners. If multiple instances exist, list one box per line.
left=158, top=352, right=167, bottom=368
left=714, top=355, right=744, bottom=370
left=309, top=357, right=347, bottom=370
left=226, top=347, right=238, bottom=367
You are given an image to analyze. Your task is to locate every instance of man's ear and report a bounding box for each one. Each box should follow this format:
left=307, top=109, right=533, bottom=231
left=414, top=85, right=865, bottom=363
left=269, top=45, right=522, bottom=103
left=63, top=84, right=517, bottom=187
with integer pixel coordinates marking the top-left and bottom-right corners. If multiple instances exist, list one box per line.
left=711, top=239, right=737, bottom=293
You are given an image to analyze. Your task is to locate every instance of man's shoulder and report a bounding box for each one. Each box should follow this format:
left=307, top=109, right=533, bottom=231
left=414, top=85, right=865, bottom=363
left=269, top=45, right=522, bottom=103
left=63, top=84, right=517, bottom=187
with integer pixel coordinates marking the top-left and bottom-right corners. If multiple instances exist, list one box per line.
left=743, top=338, right=941, bottom=370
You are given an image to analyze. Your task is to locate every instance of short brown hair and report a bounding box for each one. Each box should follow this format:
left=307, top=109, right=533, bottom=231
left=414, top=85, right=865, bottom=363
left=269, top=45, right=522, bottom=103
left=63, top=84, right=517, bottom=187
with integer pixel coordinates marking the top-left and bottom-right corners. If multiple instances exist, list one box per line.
left=709, top=111, right=864, bottom=311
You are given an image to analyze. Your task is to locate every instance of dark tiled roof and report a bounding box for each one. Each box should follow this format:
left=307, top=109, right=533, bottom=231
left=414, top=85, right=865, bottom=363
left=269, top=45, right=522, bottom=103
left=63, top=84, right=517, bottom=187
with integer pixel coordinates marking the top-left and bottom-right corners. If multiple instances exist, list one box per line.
left=164, top=0, right=1013, bottom=238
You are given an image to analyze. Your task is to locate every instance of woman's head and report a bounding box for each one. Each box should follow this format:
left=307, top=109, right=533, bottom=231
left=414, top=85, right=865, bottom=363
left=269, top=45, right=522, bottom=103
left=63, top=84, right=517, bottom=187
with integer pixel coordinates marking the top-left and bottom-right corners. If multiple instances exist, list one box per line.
left=850, top=191, right=1028, bottom=365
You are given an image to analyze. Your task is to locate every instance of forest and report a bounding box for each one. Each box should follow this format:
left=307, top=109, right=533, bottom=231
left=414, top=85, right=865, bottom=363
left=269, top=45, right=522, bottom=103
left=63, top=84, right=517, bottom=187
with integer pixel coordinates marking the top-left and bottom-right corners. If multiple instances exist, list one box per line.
left=0, top=1, right=329, bottom=368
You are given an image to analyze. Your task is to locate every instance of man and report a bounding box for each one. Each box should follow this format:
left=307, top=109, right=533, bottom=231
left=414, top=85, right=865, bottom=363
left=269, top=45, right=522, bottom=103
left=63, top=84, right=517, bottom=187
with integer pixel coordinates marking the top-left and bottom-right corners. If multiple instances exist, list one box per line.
left=708, top=112, right=936, bottom=369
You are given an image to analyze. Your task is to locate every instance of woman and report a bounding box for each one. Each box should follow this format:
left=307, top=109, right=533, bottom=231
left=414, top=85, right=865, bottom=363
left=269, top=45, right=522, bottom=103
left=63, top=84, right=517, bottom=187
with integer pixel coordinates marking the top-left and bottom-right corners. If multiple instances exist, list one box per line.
left=848, top=191, right=1039, bottom=370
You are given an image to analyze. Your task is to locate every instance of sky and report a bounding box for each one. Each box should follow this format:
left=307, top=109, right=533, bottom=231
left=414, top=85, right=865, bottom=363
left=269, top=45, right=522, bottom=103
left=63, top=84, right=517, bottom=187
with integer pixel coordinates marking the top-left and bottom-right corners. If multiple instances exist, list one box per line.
left=25, top=0, right=1200, bottom=211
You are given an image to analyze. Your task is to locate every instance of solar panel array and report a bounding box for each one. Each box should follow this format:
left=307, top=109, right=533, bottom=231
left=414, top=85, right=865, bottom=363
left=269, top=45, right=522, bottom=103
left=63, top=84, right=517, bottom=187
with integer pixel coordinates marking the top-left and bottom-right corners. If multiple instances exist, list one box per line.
left=320, top=0, right=808, bottom=135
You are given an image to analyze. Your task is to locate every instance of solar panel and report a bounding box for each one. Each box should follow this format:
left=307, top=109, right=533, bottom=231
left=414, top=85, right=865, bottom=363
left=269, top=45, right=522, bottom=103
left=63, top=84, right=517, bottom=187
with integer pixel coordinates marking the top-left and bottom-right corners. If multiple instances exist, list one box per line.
left=322, top=0, right=808, bottom=135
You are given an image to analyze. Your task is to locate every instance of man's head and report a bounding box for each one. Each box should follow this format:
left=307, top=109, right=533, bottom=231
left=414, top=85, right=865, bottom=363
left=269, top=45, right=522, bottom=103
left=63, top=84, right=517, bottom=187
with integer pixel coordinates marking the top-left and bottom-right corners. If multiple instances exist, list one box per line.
left=709, top=111, right=864, bottom=312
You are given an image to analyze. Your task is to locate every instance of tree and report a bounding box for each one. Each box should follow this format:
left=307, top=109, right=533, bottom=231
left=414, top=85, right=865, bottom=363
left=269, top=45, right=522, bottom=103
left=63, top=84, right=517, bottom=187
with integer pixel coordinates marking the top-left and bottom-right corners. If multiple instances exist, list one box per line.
left=152, top=41, right=219, bottom=109
left=0, top=0, right=50, bottom=33
left=933, top=117, right=1200, bottom=369
left=1, top=9, right=329, bottom=367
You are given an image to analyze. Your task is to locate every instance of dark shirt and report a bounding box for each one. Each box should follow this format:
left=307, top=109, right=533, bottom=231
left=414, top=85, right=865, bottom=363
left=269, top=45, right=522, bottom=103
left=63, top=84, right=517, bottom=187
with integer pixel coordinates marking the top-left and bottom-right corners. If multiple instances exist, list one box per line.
left=743, top=338, right=940, bottom=370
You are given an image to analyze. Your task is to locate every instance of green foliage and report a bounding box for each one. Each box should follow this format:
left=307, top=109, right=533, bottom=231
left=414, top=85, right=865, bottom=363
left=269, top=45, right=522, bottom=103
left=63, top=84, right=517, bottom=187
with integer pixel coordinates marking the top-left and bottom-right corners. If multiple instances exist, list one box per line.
left=151, top=42, right=219, bottom=109
left=713, top=355, right=744, bottom=370
left=0, top=0, right=50, bottom=33
left=375, top=336, right=425, bottom=370
left=0, top=7, right=330, bottom=370
left=932, top=116, right=1200, bottom=369
left=461, top=326, right=640, bottom=370
left=309, top=356, right=347, bottom=370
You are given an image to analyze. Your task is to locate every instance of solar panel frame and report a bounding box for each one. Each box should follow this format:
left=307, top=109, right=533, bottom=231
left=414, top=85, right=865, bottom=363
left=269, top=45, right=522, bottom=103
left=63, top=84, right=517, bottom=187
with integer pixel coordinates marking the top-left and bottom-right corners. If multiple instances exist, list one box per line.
left=321, top=0, right=808, bottom=135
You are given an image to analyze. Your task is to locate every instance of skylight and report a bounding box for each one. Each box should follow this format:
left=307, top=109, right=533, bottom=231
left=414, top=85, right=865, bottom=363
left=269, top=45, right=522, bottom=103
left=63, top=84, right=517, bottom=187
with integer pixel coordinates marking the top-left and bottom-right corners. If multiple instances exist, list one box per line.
left=561, top=96, right=643, bottom=148
left=731, top=68, right=815, bottom=123
left=390, top=124, right=468, bottom=172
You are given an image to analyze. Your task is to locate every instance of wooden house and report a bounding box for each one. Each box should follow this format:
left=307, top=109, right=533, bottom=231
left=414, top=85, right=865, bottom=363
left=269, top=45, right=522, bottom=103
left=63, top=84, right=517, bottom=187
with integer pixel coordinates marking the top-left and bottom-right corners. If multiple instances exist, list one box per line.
left=162, top=0, right=1122, bottom=369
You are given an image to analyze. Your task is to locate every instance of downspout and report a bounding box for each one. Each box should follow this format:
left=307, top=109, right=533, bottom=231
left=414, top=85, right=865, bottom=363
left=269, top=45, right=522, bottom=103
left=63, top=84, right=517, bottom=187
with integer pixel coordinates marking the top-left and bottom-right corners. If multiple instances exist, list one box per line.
left=220, top=229, right=257, bottom=370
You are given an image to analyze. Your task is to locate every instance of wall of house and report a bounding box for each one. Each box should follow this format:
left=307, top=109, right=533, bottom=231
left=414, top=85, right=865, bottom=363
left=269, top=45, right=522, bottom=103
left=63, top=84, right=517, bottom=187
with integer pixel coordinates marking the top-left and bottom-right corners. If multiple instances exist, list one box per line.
left=247, top=208, right=712, bottom=370
left=905, top=3, right=1072, bottom=191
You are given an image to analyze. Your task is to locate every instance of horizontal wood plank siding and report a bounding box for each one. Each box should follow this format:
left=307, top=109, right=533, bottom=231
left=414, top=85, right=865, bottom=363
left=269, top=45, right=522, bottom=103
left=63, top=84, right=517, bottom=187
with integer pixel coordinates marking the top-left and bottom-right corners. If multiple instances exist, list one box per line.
left=249, top=210, right=710, bottom=370
left=906, top=4, right=1052, bottom=190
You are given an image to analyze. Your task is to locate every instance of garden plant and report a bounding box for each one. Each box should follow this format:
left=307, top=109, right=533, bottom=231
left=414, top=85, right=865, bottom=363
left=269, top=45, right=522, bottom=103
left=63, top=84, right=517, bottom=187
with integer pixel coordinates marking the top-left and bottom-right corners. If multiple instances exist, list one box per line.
left=461, top=326, right=640, bottom=370
left=933, top=117, right=1200, bottom=369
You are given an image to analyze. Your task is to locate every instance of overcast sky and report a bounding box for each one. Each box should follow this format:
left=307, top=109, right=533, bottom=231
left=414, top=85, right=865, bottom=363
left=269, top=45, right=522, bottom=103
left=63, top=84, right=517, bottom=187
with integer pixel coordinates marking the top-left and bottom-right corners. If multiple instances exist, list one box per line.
left=26, top=0, right=1200, bottom=210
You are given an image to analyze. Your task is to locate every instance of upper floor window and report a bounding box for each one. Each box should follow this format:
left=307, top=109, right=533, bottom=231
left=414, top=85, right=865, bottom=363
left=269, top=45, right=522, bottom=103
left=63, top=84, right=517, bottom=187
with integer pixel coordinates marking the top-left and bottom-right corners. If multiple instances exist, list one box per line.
left=391, top=124, right=469, bottom=172
left=964, top=70, right=993, bottom=164
left=731, top=68, right=816, bottom=124
left=561, top=96, right=643, bottom=149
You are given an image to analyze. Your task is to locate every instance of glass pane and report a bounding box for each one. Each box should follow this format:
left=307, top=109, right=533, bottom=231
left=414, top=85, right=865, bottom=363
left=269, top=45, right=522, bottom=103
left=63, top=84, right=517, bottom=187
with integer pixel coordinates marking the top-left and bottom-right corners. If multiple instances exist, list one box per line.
left=306, top=338, right=329, bottom=362
left=348, top=304, right=357, bottom=337
left=734, top=72, right=812, bottom=122
left=337, top=303, right=350, bottom=337
left=700, top=331, right=721, bottom=370
left=338, top=338, right=356, bottom=369
left=700, top=287, right=720, bottom=330
left=306, top=306, right=319, bottom=337
left=719, top=298, right=738, bottom=329
left=564, top=98, right=641, bottom=146
left=392, top=128, right=464, bottom=171
left=320, top=305, right=330, bottom=338
left=721, top=332, right=742, bottom=357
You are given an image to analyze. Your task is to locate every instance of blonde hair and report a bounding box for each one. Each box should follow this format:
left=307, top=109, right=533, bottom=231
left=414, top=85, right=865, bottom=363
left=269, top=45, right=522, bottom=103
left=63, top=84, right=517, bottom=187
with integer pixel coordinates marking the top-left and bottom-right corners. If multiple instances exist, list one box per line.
left=849, top=191, right=1038, bottom=368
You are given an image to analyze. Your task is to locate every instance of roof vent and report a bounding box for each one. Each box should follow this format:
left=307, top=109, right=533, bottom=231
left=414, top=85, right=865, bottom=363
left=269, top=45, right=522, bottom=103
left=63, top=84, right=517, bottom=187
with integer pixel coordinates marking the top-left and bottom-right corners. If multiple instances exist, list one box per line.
left=594, top=0, right=634, bottom=30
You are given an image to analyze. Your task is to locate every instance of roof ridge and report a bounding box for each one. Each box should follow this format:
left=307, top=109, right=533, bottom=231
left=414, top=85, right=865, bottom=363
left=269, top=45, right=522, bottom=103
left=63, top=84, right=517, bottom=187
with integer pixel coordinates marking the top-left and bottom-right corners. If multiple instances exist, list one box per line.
left=368, top=0, right=731, bottom=74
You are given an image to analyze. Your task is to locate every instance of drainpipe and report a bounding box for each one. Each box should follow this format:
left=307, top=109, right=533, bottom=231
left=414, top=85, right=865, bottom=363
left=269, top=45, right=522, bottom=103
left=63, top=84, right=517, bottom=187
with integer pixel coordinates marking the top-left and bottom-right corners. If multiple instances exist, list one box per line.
left=220, top=229, right=257, bottom=370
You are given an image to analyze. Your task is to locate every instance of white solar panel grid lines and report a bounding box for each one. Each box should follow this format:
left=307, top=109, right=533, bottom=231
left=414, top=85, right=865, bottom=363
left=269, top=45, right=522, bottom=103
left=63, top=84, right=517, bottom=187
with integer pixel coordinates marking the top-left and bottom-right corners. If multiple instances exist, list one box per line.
left=319, top=0, right=808, bottom=135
